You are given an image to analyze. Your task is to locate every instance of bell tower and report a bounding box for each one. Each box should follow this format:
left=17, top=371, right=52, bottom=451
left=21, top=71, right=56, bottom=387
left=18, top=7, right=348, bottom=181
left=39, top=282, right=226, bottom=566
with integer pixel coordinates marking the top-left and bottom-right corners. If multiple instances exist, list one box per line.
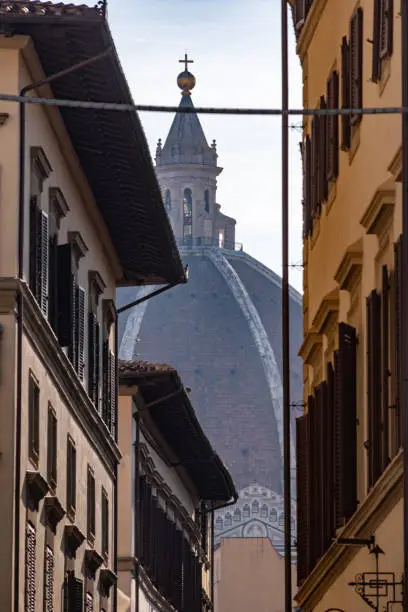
left=155, top=56, right=236, bottom=249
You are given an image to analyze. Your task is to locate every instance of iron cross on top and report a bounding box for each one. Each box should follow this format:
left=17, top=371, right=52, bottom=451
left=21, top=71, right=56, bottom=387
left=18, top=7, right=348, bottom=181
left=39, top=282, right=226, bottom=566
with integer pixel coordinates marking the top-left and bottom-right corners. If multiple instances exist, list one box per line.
left=179, top=53, right=194, bottom=72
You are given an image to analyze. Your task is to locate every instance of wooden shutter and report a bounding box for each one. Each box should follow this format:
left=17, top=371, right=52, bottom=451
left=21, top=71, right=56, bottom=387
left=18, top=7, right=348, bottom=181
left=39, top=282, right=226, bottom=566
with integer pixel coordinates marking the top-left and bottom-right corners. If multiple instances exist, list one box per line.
left=25, top=522, right=36, bottom=612
left=367, top=291, right=382, bottom=488
left=311, top=117, right=319, bottom=216
left=67, top=438, right=76, bottom=515
left=110, top=350, right=117, bottom=439
left=29, top=196, right=40, bottom=298
left=394, top=237, right=403, bottom=448
left=318, top=96, right=328, bottom=204
left=303, top=135, right=312, bottom=236
left=326, top=362, right=335, bottom=543
left=102, top=337, right=110, bottom=428
left=349, top=8, right=363, bottom=125
left=28, top=375, right=40, bottom=466
left=296, top=412, right=310, bottom=584
left=44, top=545, right=54, bottom=612
left=48, top=234, right=58, bottom=333
left=381, top=265, right=390, bottom=470
left=341, top=36, right=351, bottom=150
left=294, top=0, right=305, bottom=32
left=87, top=467, right=96, bottom=542
left=70, top=282, right=78, bottom=371
left=85, top=592, right=93, bottom=612
left=77, top=287, right=86, bottom=381
left=57, top=244, right=74, bottom=347
left=372, top=0, right=381, bottom=82
left=65, top=572, right=83, bottom=612
left=326, top=71, right=339, bottom=181
left=380, top=0, right=394, bottom=58
left=47, top=406, right=57, bottom=490
left=102, top=489, right=109, bottom=559
left=40, top=210, right=49, bottom=316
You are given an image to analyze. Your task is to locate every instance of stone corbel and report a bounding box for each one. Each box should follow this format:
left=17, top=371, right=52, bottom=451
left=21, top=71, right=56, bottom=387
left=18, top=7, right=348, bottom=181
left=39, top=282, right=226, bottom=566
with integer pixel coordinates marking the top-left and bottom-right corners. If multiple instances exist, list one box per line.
left=64, top=524, right=85, bottom=557
left=360, top=179, right=395, bottom=239
left=334, top=239, right=363, bottom=292
left=26, top=471, right=49, bottom=510
left=44, top=496, right=66, bottom=533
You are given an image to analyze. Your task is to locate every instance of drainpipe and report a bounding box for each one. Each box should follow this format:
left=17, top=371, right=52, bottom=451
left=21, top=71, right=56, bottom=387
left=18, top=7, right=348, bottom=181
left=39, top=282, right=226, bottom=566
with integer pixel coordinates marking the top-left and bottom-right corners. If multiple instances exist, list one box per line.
left=401, top=1, right=408, bottom=609
left=113, top=315, right=118, bottom=612
left=14, top=48, right=111, bottom=612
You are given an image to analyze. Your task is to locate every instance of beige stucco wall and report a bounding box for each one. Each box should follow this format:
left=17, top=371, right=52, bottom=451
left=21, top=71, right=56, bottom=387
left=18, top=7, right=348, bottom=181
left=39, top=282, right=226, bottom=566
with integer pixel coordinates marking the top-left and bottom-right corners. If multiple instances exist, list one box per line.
left=214, top=538, right=296, bottom=612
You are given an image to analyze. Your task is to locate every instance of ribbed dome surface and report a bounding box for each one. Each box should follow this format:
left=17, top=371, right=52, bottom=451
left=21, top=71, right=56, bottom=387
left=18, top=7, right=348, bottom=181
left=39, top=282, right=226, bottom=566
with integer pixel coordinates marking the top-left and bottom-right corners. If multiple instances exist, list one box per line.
left=118, top=247, right=302, bottom=495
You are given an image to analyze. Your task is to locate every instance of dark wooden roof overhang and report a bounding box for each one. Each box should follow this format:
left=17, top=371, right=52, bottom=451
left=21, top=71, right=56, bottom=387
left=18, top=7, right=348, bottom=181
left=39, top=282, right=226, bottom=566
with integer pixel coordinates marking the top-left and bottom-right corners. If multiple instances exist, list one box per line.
left=119, top=359, right=237, bottom=503
left=0, top=1, right=184, bottom=285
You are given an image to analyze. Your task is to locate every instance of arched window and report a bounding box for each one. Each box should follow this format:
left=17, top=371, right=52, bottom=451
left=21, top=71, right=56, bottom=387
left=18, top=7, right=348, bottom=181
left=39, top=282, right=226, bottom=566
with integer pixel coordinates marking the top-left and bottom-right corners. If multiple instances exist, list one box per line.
left=183, top=188, right=193, bottom=245
left=243, top=504, right=250, bottom=519
left=234, top=508, right=241, bottom=522
left=252, top=500, right=259, bottom=514
left=261, top=504, right=268, bottom=519
left=279, top=513, right=284, bottom=526
left=270, top=508, right=277, bottom=522
left=215, top=516, right=223, bottom=530
left=165, top=189, right=171, bottom=211
left=224, top=513, right=232, bottom=527
left=204, top=189, right=210, bottom=213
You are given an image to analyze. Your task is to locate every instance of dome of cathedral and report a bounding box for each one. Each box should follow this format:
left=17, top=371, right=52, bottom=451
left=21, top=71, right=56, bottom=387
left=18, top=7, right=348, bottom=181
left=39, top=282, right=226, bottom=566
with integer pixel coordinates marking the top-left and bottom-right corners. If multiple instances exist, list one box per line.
left=118, top=61, right=303, bottom=511
left=177, top=69, right=196, bottom=93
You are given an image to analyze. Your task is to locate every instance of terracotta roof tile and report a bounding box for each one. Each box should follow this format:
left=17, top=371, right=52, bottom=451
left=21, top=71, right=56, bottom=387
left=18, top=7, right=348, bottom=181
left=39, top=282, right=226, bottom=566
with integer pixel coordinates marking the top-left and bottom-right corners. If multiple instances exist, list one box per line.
left=0, top=0, right=101, bottom=17
left=118, top=359, right=176, bottom=378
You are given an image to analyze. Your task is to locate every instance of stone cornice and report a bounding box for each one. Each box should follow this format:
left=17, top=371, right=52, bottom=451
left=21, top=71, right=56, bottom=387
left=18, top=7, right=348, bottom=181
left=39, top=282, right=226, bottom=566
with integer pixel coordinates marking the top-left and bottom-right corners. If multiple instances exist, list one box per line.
left=297, top=0, right=328, bottom=63
left=388, top=145, right=402, bottom=182
left=360, top=179, right=395, bottom=237
left=334, top=239, right=363, bottom=291
left=295, top=450, right=403, bottom=609
left=0, top=277, right=121, bottom=474
left=311, top=288, right=339, bottom=334
left=298, top=330, right=322, bottom=364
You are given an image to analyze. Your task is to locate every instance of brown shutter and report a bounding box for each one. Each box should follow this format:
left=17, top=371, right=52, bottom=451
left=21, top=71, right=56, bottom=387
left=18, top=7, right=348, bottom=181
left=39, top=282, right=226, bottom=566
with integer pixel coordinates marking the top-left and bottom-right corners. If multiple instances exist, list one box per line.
left=318, top=96, right=328, bottom=203
left=25, top=522, right=36, bottom=612
left=65, top=572, right=84, bottom=612
left=87, top=467, right=95, bottom=542
left=28, top=375, right=40, bottom=467
left=102, top=337, right=110, bottom=428
left=44, top=545, right=54, bottom=612
left=67, top=438, right=76, bottom=515
left=294, top=0, right=306, bottom=32
left=296, top=413, right=310, bottom=584
left=341, top=36, right=351, bottom=150
left=102, top=489, right=109, bottom=559
left=334, top=324, right=358, bottom=526
left=29, top=196, right=40, bottom=299
left=303, top=135, right=312, bottom=236
left=380, top=0, right=394, bottom=58
left=85, top=593, right=94, bottom=612
left=47, top=406, right=57, bottom=491
left=48, top=234, right=58, bottom=333
left=110, top=350, right=117, bottom=439
left=57, top=243, right=74, bottom=347
left=394, top=237, right=403, bottom=448
left=381, top=265, right=390, bottom=470
left=40, top=211, right=49, bottom=317
left=311, top=117, right=320, bottom=216
left=367, top=290, right=382, bottom=488
left=350, top=8, right=364, bottom=125
left=77, top=287, right=86, bottom=381
left=372, top=0, right=381, bottom=82
left=326, top=362, right=335, bottom=542
left=326, top=71, right=339, bottom=181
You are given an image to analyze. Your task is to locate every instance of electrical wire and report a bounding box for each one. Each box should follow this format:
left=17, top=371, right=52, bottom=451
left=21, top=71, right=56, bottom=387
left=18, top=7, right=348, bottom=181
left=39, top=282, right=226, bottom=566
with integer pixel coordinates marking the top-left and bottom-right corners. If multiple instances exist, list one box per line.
left=0, top=91, right=407, bottom=116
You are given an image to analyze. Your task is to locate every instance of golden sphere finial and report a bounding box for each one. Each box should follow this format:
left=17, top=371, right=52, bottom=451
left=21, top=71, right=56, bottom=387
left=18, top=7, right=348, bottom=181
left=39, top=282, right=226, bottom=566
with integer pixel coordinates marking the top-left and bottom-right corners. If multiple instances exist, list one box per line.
left=177, top=53, right=195, bottom=94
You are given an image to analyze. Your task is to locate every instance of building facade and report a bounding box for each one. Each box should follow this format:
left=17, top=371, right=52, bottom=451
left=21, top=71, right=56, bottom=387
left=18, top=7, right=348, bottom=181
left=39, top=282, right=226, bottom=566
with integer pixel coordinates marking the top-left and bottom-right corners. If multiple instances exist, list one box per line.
left=117, top=360, right=236, bottom=612
left=213, top=537, right=297, bottom=612
left=293, top=0, right=404, bottom=610
left=0, top=2, right=183, bottom=611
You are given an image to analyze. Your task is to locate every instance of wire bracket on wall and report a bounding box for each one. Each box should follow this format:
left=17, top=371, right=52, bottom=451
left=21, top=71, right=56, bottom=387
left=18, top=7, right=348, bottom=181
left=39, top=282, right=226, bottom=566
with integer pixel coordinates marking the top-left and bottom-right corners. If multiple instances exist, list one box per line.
left=345, top=538, right=404, bottom=611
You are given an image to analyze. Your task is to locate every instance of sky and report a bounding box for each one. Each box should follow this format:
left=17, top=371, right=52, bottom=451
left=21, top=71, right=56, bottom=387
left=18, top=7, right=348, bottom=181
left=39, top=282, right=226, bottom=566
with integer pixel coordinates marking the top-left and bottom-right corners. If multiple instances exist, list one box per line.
left=103, top=0, right=304, bottom=292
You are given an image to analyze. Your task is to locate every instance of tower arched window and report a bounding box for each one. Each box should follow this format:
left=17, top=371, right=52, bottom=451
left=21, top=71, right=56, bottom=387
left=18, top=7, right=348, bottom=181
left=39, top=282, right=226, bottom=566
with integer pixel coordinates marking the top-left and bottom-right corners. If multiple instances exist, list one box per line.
left=270, top=508, right=277, bottom=522
left=243, top=504, right=250, bottom=519
left=165, top=189, right=171, bottom=212
left=234, top=508, right=241, bottom=522
left=204, top=189, right=210, bottom=214
left=183, top=188, right=193, bottom=246
left=261, top=504, right=268, bottom=518
left=224, top=513, right=232, bottom=528
left=252, top=500, right=259, bottom=514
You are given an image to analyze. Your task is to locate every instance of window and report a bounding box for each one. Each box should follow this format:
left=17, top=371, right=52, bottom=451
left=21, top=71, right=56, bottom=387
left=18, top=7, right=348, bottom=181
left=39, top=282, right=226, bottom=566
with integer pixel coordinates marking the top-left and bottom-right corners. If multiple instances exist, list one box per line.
left=326, top=71, right=339, bottom=182
left=64, top=572, right=84, bottom=611
left=66, top=437, right=76, bottom=517
left=102, top=488, right=109, bottom=560
left=44, top=545, right=54, bottom=612
left=25, top=522, right=36, bottom=612
left=87, top=466, right=96, bottom=544
left=349, top=8, right=364, bottom=126
left=270, top=508, right=277, bottom=522
left=372, top=0, right=394, bottom=82
left=341, top=36, right=351, bottom=150
left=252, top=500, right=259, bottom=514
left=204, top=189, right=210, bottom=214
left=57, top=234, right=87, bottom=380
left=243, top=504, right=250, bottom=519
left=48, top=187, right=68, bottom=334
left=224, top=513, right=232, bottom=527
left=102, top=300, right=116, bottom=438
left=183, top=188, right=193, bottom=245
left=47, top=405, right=57, bottom=492
left=86, top=592, right=94, bottom=612
left=28, top=374, right=40, bottom=467
left=88, top=272, right=104, bottom=410
left=165, top=189, right=172, bottom=212
left=261, top=504, right=268, bottom=519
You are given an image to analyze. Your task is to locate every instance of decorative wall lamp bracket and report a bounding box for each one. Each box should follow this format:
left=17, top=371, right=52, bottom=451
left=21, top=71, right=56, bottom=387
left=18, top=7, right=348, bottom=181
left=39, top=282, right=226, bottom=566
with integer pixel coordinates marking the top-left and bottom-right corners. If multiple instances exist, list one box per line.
left=337, top=536, right=376, bottom=550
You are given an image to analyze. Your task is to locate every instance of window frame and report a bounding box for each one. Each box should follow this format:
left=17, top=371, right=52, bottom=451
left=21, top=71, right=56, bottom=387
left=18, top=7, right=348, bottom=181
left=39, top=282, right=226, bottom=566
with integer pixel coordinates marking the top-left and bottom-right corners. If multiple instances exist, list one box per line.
left=28, top=372, right=40, bottom=468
